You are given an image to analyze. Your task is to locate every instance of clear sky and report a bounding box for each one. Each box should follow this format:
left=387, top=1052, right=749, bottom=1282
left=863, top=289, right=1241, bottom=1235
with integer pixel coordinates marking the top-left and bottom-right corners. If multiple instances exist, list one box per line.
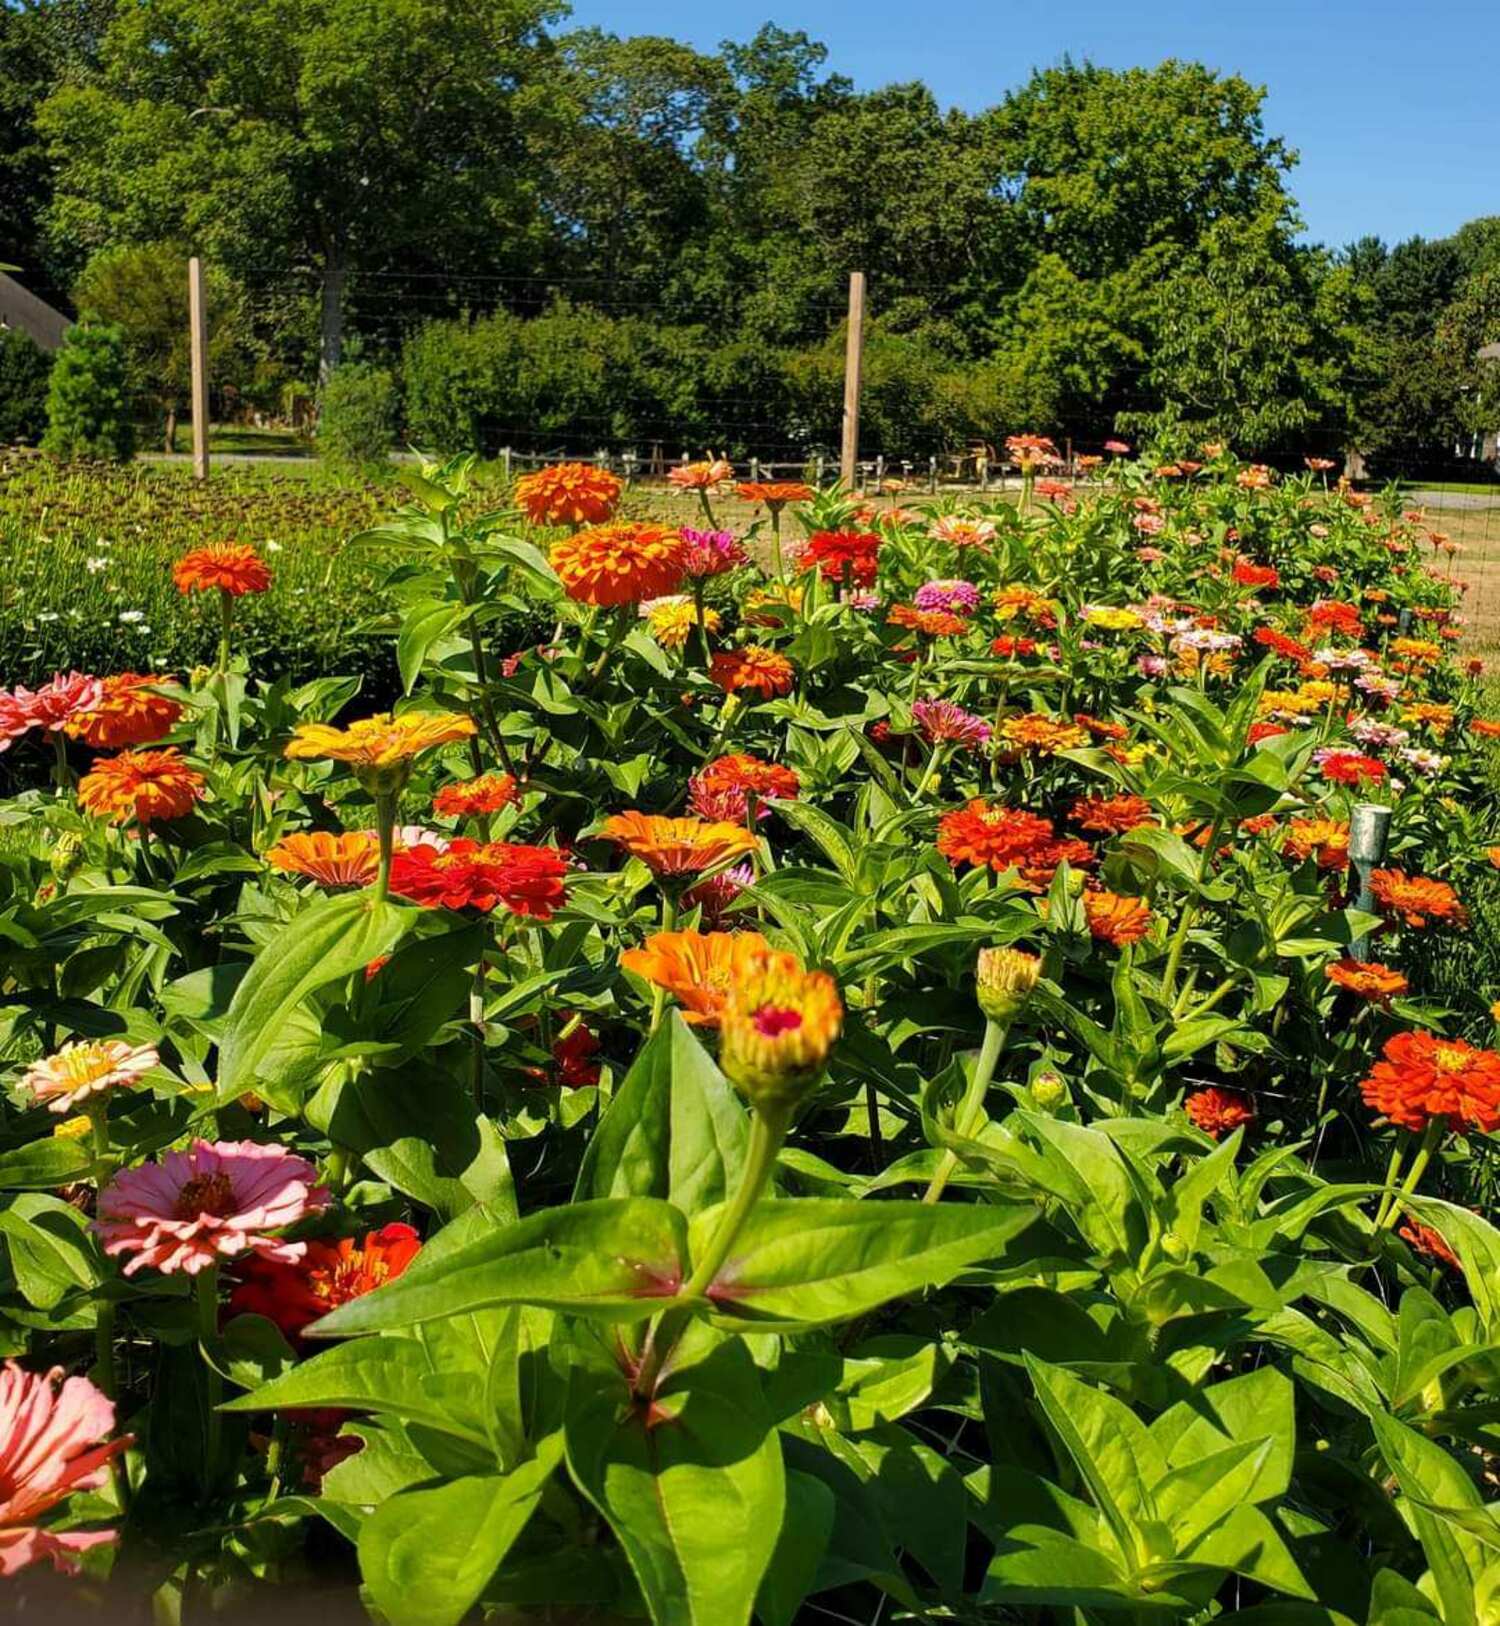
left=561, top=0, right=1499, bottom=250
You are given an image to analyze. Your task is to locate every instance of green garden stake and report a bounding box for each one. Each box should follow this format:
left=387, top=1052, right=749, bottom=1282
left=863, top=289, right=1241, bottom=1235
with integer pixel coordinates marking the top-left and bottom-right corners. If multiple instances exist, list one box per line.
left=1396, top=607, right=1412, bottom=636
left=1349, top=801, right=1392, bottom=961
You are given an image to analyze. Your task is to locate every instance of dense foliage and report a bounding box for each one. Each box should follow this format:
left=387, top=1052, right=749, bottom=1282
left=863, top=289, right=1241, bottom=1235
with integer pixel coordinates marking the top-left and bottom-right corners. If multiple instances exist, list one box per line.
left=1, top=449, right=1499, bottom=1623
left=4, top=0, right=1497, bottom=466
left=41, top=319, right=133, bottom=462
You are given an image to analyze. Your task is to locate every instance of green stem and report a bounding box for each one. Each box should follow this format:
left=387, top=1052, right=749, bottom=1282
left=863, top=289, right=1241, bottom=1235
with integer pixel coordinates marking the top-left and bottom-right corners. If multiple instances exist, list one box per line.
left=216, top=588, right=234, bottom=677
left=196, top=1266, right=222, bottom=1496
left=1372, top=1137, right=1407, bottom=1231
left=372, top=791, right=397, bottom=903
left=1378, top=1119, right=1444, bottom=1233
left=87, top=1102, right=128, bottom=1512
left=923, top=1017, right=1008, bottom=1204
left=769, top=508, right=786, bottom=589
left=648, top=890, right=679, bottom=1033
left=470, top=953, right=487, bottom=1108
left=52, top=730, right=72, bottom=792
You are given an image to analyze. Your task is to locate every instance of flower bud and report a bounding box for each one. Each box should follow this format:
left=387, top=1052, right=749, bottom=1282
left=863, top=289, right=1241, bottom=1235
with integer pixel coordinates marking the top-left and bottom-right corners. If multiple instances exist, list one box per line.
left=1030, top=1068, right=1067, bottom=1110
left=49, top=833, right=84, bottom=884
left=720, top=951, right=843, bottom=1111
left=188, top=664, right=213, bottom=690
left=976, top=947, right=1040, bottom=1023
left=1160, top=1230, right=1191, bottom=1263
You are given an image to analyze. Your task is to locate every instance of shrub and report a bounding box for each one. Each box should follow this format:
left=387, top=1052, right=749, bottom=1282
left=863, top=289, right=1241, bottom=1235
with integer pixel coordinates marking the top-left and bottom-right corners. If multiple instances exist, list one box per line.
left=41, top=318, right=135, bottom=461
left=317, top=362, right=398, bottom=467
left=0, top=327, right=53, bottom=445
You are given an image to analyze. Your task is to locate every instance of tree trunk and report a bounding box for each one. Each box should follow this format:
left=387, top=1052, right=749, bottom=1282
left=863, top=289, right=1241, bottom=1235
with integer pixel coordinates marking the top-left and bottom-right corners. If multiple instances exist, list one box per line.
left=318, top=236, right=346, bottom=390
left=164, top=406, right=177, bottom=455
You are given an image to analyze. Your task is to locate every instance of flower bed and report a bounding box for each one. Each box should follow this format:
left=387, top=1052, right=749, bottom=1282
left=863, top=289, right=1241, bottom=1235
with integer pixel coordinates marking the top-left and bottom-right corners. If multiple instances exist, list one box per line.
left=0, top=445, right=1498, bottom=1622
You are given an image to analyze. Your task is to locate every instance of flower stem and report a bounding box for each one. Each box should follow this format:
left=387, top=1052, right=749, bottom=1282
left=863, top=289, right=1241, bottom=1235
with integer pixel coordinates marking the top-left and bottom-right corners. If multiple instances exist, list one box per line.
left=196, top=1266, right=223, bottom=1496
left=923, top=1017, right=1008, bottom=1204
left=649, top=889, right=678, bottom=1033
left=372, top=791, right=397, bottom=903
left=216, top=588, right=234, bottom=677
left=87, top=1103, right=128, bottom=1512
left=470, top=953, right=487, bottom=1109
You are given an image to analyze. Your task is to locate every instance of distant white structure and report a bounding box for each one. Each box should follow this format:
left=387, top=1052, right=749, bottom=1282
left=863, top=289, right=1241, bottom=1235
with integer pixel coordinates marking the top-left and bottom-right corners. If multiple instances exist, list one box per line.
left=0, top=273, right=68, bottom=352
left=1476, top=341, right=1500, bottom=467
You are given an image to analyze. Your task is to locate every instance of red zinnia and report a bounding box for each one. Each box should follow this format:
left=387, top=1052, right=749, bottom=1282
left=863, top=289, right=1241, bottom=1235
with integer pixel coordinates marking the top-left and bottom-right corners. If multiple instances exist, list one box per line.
left=1232, top=560, right=1279, bottom=590
left=1186, top=1087, right=1255, bottom=1139
left=937, top=801, right=1055, bottom=873
left=390, top=839, right=569, bottom=919
left=802, top=530, right=882, bottom=588
left=1360, top=1030, right=1500, bottom=1134
left=432, top=774, right=519, bottom=817
left=172, top=543, right=272, bottom=597
left=229, top=1223, right=421, bottom=1342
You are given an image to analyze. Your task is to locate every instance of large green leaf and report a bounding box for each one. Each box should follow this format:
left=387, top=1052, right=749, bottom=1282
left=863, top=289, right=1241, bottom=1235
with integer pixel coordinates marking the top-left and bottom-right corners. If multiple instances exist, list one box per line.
left=756, top=1470, right=836, bottom=1626
left=217, top=891, right=413, bottom=1103
left=309, top=1199, right=689, bottom=1335
left=564, top=1335, right=784, bottom=1626
left=692, top=1198, right=1035, bottom=1329
left=357, top=1440, right=561, bottom=1626
left=574, top=1013, right=749, bottom=1216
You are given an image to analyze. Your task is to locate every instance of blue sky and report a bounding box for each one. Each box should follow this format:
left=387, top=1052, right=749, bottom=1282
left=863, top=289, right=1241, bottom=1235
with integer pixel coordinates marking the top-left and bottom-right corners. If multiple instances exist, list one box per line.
left=562, top=0, right=1498, bottom=249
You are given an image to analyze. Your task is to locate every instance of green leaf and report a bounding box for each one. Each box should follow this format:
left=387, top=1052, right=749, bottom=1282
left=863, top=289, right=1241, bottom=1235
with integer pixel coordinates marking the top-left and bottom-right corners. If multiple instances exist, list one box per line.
left=693, top=1198, right=1035, bottom=1329
left=308, top=1199, right=688, bottom=1336
left=756, top=1469, right=836, bottom=1626
left=0, top=1194, right=100, bottom=1309
left=0, top=1137, right=92, bottom=1190
left=564, top=1336, right=784, bottom=1626
left=397, top=599, right=469, bottom=694
left=358, top=1442, right=560, bottom=1626
left=217, top=891, right=413, bottom=1103
left=982, top=1526, right=1142, bottom=1609
left=574, top=1014, right=749, bottom=1216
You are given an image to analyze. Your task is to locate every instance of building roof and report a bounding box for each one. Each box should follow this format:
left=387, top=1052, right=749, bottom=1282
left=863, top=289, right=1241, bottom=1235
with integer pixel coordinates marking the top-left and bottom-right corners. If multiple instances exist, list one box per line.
left=0, top=273, right=68, bottom=352
left=1479, top=341, right=1500, bottom=363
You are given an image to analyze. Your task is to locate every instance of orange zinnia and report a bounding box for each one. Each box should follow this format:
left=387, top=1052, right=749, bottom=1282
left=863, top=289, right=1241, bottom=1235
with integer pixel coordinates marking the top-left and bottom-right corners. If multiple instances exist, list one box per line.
left=1470, top=719, right=1500, bottom=739
left=66, top=673, right=183, bottom=749
left=696, top=753, right=800, bottom=802
left=265, top=831, right=380, bottom=888
left=1282, top=818, right=1350, bottom=871
left=172, top=543, right=271, bottom=596
left=513, top=462, right=621, bottom=527
left=937, top=802, right=1054, bottom=872
left=1369, top=868, right=1468, bottom=930
left=997, top=713, right=1087, bottom=756
left=668, top=459, right=733, bottom=490
left=620, top=929, right=774, bottom=1026
left=597, top=812, right=758, bottom=877
left=1084, top=890, right=1153, bottom=946
left=285, top=712, right=476, bottom=770
left=1398, top=1220, right=1461, bottom=1271
left=78, top=748, right=205, bottom=825
left=710, top=647, right=795, bottom=699
left=1069, top=794, right=1155, bottom=836
left=735, top=482, right=813, bottom=508
left=1185, top=1086, right=1255, bottom=1139
left=1325, top=958, right=1407, bottom=1003
left=432, top=774, right=519, bottom=817
left=550, top=523, right=685, bottom=606
left=1360, top=1030, right=1500, bottom=1134
left=887, top=604, right=969, bottom=638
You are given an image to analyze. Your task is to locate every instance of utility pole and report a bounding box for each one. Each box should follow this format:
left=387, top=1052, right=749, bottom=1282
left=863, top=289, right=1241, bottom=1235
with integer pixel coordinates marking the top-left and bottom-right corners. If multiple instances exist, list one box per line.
left=188, top=256, right=209, bottom=481
left=840, top=271, right=866, bottom=489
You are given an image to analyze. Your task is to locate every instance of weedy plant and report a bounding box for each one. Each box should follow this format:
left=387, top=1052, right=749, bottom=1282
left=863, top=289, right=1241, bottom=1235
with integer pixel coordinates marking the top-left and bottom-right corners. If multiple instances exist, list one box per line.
left=0, top=444, right=1497, bottom=1626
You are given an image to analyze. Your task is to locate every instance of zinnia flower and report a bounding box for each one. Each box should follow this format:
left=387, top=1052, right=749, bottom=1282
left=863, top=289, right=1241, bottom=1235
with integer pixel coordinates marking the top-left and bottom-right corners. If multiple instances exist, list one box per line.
left=1360, top=1031, right=1500, bottom=1134
left=228, top=1223, right=421, bottom=1342
left=23, top=1039, right=158, bottom=1113
left=1315, top=750, right=1386, bottom=787
left=620, top=929, right=775, bottom=1026
left=802, top=530, right=881, bottom=588
left=913, top=579, right=979, bottom=615
left=710, top=648, right=795, bottom=698
left=66, top=673, right=182, bottom=749
left=1370, top=869, right=1467, bottom=929
left=1069, top=794, right=1155, bottom=836
left=937, top=802, right=1055, bottom=872
left=1282, top=819, right=1349, bottom=871
left=285, top=712, right=476, bottom=772
left=911, top=699, right=990, bottom=749
left=888, top=604, right=969, bottom=638
left=431, top=774, right=519, bottom=818
left=0, top=672, right=101, bottom=751
left=172, top=543, right=271, bottom=596
left=668, top=459, right=733, bottom=491
left=78, top=748, right=205, bottom=825
left=1085, top=890, right=1153, bottom=946
left=265, top=831, right=380, bottom=888
left=1185, top=1087, right=1255, bottom=1139
left=1398, top=1220, right=1461, bottom=1271
left=690, top=753, right=799, bottom=820
left=1232, top=560, right=1279, bottom=590
left=719, top=949, right=843, bottom=1109
left=390, top=839, right=569, bottom=919
left=1325, top=958, right=1407, bottom=1003
left=678, top=528, right=746, bottom=579
left=735, top=482, right=812, bottom=509
left=597, top=813, right=757, bottom=877
left=996, top=713, right=1087, bottom=756
left=643, top=595, right=721, bottom=649
left=550, top=523, right=685, bottom=606
left=0, top=1362, right=130, bottom=1576
left=929, top=517, right=996, bottom=550
left=513, top=462, right=621, bottom=527
left=95, top=1140, right=329, bottom=1276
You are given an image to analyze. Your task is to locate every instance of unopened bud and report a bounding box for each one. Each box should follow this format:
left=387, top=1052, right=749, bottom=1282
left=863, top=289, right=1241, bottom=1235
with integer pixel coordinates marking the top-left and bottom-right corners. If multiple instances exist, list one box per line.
left=188, top=664, right=213, bottom=690
left=1031, top=1068, right=1067, bottom=1110
left=720, top=951, right=843, bottom=1111
left=50, top=833, right=84, bottom=884
left=1160, top=1230, right=1190, bottom=1263
left=976, top=947, right=1040, bottom=1023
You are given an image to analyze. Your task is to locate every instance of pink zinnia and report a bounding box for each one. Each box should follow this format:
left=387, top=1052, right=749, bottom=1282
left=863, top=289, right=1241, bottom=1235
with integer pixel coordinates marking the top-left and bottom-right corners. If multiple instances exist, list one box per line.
left=912, top=698, right=991, bottom=750
left=914, top=579, right=979, bottom=615
left=0, top=1362, right=129, bottom=1576
left=682, top=862, right=753, bottom=925
left=95, top=1140, right=329, bottom=1277
left=688, top=775, right=762, bottom=824
left=0, top=672, right=101, bottom=753
left=678, top=528, right=746, bottom=579
left=1104, top=439, right=1131, bottom=454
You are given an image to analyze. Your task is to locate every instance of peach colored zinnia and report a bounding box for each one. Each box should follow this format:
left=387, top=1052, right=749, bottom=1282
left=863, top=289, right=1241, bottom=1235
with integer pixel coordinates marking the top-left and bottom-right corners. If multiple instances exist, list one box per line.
left=597, top=812, right=758, bottom=877
left=95, top=1139, right=329, bottom=1276
left=0, top=1362, right=130, bottom=1576
left=265, top=831, right=381, bottom=888
left=23, top=1039, right=157, bottom=1114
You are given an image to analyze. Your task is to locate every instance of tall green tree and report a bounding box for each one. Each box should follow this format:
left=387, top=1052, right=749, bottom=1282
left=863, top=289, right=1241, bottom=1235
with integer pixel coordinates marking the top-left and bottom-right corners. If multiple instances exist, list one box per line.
left=38, top=0, right=561, bottom=382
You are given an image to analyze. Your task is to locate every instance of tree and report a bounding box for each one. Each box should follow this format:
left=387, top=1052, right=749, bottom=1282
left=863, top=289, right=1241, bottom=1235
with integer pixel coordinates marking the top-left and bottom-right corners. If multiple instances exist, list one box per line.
left=73, top=240, right=251, bottom=450
left=41, top=317, right=133, bottom=460
left=0, top=326, right=52, bottom=444
left=38, top=0, right=561, bottom=383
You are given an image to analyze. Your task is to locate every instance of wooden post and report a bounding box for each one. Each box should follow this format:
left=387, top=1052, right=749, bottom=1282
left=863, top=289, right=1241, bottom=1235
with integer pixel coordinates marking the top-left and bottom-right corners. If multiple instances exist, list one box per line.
left=188, top=256, right=209, bottom=481
left=840, top=271, right=866, bottom=488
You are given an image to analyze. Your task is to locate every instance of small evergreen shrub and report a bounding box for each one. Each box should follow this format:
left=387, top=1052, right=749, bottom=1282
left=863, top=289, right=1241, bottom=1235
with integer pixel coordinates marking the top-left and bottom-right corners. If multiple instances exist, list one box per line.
left=40, top=319, right=135, bottom=461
